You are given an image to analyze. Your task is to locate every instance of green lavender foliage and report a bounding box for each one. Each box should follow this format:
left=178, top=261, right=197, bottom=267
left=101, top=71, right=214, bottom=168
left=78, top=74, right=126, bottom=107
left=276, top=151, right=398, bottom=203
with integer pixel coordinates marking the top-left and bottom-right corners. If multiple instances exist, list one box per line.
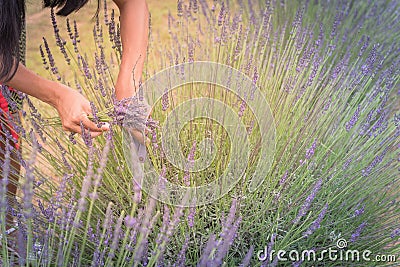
left=1, top=0, right=399, bottom=266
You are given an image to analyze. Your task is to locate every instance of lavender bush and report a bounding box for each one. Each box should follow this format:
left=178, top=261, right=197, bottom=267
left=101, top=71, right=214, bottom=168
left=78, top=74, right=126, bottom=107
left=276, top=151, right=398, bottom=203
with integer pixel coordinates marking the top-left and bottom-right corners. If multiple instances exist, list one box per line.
left=1, top=0, right=399, bottom=266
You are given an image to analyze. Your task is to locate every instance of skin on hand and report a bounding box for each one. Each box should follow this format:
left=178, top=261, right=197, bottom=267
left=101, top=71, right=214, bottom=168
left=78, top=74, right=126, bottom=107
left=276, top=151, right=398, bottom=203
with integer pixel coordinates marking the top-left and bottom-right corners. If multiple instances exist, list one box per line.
left=53, top=84, right=110, bottom=138
left=5, top=63, right=109, bottom=137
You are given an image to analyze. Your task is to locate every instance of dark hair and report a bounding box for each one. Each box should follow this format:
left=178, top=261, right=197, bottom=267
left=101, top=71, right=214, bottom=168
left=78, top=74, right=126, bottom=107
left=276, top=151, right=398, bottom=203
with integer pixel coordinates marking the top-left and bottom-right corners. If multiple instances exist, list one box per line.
left=0, top=0, right=99, bottom=83
left=0, top=0, right=25, bottom=83
left=43, top=0, right=99, bottom=16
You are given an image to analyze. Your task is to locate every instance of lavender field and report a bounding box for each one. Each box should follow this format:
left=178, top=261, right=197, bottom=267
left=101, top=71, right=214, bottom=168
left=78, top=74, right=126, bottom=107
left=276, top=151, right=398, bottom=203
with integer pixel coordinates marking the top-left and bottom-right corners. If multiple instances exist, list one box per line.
left=1, top=0, right=399, bottom=266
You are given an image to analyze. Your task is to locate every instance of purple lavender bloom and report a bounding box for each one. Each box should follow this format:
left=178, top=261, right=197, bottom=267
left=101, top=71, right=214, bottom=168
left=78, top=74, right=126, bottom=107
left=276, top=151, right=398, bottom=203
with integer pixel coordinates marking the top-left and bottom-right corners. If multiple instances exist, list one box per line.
left=218, top=2, right=225, bottom=26
left=330, top=8, right=343, bottom=40
left=77, top=148, right=94, bottom=212
left=42, top=37, right=59, bottom=78
left=221, top=198, right=237, bottom=236
left=22, top=131, right=39, bottom=219
left=66, top=18, right=73, bottom=39
left=293, top=179, right=323, bottom=224
left=291, top=6, right=304, bottom=31
left=239, top=245, right=254, bottom=267
left=80, top=121, right=93, bottom=147
left=124, top=215, right=136, bottom=228
left=55, top=138, right=72, bottom=171
left=247, top=120, right=255, bottom=135
left=391, top=228, right=400, bottom=239
left=108, top=214, right=123, bottom=260
left=187, top=207, right=196, bottom=228
left=134, top=197, right=158, bottom=262
left=358, top=36, right=370, bottom=57
left=361, top=44, right=378, bottom=76
left=233, top=25, right=243, bottom=60
left=50, top=8, right=70, bottom=64
left=362, top=147, right=388, bottom=176
left=192, top=0, right=199, bottom=13
left=264, top=233, right=277, bottom=265
left=0, top=141, right=11, bottom=213
left=350, top=221, right=367, bottom=242
left=252, top=67, right=259, bottom=86
left=359, top=109, right=376, bottom=135
left=177, top=0, right=183, bottom=17
left=305, top=139, right=317, bottom=160
left=162, top=88, right=169, bottom=111
left=330, top=56, right=348, bottom=80
left=292, top=260, right=303, bottom=267
left=279, top=171, right=288, bottom=185
left=188, top=39, right=195, bottom=62
left=214, top=217, right=242, bottom=265
left=342, top=156, right=353, bottom=170
left=345, top=105, right=361, bottom=131
left=238, top=100, right=246, bottom=117
left=113, top=96, right=150, bottom=132
left=92, top=204, right=114, bottom=266
left=166, top=205, right=184, bottom=237
left=184, top=141, right=197, bottom=186
left=314, top=23, right=324, bottom=49
left=39, top=45, right=49, bottom=70
left=72, top=19, right=80, bottom=43
left=69, top=132, right=77, bottom=145
left=303, top=204, right=329, bottom=237
left=89, top=101, right=101, bottom=127
left=173, top=234, right=190, bottom=267
left=368, top=110, right=389, bottom=137
left=80, top=55, right=93, bottom=80
left=155, top=205, right=170, bottom=246
left=354, top=205, right=365, bottom=217
left=198, top=234, right=216, bottom=266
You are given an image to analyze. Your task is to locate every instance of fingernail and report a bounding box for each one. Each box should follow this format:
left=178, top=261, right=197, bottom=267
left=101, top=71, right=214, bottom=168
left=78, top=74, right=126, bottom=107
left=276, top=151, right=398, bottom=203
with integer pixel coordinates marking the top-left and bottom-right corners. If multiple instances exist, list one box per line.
left=102, top=122, right=110, bottom=131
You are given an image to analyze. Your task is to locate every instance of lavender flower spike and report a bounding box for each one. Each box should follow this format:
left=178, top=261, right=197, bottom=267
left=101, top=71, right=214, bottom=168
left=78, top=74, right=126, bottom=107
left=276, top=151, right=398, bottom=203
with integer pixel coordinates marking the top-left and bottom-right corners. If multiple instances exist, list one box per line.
left=293, top=178, right=323, bottom=224
left=113, top=96, right=150, bottom=133
left=350, top=221, right=367, bottom=243
left=302, top=204, right=329, bottom=237
left=239, top=245, right=254, bottom=267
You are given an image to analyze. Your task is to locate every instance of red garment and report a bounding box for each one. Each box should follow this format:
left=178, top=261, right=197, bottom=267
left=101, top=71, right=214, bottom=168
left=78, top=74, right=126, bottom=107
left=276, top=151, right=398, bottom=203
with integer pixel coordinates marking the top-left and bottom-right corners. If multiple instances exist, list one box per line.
left=0, top=87, right=20, bottom=149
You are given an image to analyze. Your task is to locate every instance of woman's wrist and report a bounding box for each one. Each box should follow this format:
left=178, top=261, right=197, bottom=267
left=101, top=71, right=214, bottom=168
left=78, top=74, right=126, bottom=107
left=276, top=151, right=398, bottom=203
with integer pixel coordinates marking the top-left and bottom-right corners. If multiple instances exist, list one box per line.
left=41, top=80, right=62, bottom=107
left=115, top=74, right=141, bottom=100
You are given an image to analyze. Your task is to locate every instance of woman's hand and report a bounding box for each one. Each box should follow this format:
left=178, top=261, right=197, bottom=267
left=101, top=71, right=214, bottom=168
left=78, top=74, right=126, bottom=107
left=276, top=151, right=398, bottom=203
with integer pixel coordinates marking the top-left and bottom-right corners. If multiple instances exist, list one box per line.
left=6, top=63, right=109, bottom=138
left=53, top=84, right=109, bottom=137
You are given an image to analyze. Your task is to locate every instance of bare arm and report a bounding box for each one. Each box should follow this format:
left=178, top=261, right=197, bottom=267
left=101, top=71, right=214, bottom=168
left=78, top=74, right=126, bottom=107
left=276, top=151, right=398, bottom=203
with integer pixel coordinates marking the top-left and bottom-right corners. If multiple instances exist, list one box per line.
left=112, top=0, right=149, bottom=100
left=5, top=63, right=108, bottom=136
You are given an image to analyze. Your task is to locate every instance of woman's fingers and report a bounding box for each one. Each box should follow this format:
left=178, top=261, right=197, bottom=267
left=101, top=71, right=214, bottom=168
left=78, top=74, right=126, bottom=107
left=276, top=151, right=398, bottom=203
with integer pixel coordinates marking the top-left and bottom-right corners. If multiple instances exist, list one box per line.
left=80, top=114, right=104, bottom=133
left=63, top=114, right=108, bottom=137
left=90, top=131, right=103, bottom=138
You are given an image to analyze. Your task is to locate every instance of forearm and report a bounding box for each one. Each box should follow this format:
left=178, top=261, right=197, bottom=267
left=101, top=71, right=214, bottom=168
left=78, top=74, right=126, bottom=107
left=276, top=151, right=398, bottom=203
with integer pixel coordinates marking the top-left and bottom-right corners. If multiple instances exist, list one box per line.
left=5, top=63, right=107, bottom=135
left=113, top=0, right=149, bottom=100
left=5, top=62, right=61, bottom=107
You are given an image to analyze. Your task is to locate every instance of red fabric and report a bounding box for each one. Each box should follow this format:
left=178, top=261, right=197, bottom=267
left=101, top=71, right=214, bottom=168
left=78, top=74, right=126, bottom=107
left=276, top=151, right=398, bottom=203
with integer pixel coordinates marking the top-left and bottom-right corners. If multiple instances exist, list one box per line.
left=0, top=87, right=20, bottom=149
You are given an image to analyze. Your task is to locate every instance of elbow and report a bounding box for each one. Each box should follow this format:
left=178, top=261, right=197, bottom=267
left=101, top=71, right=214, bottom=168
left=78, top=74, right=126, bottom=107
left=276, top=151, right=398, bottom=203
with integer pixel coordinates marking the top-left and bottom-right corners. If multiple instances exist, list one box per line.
left=0, top=58, right=19, bottom=85
left=114, top=0, right=148, bottom=14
